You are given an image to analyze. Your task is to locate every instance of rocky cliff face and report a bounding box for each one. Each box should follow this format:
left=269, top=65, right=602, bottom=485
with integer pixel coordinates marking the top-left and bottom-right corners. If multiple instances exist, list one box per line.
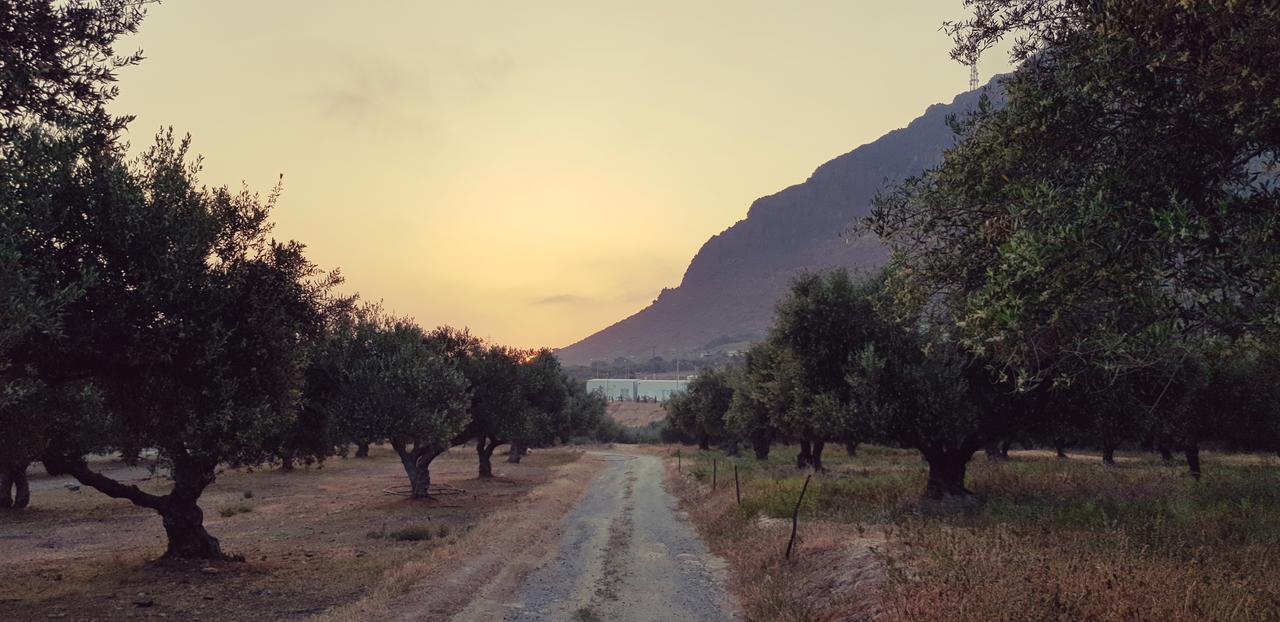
left=556, top=84, right=991, bottom=365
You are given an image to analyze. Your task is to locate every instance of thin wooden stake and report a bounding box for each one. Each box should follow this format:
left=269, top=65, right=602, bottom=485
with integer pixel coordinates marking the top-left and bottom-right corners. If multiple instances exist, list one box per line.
left=712, top=458, right=717, bottom=491
left=734, top=464, right=741, bottom=505
left=677, top=450, right=681, bottom=474
left=785, top=474, right=812, bottom=560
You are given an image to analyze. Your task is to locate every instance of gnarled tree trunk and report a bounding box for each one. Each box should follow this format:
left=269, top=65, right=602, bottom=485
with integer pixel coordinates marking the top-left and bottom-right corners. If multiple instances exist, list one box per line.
left=844, top=441, right=859, bottom=458
left=0, top=464, right=12, bottom=509
left=697, top=434, right=710, bottom=451
left=751, top=435, right=771, bottom=460
left=159, top=498, right=222, bottom=559
left=796, top=440, right=812, bottom=469
left=11, top=464, right=29, bottom=509
left=922, top=446, right=977, bottom=499
left=1054, top=439, right=1069, bottom=459
left=392, top=440, right=444, bottom=499
left=403, top=456, right=431, bottom=497
left=477, top=437, right=504, bottom=477
left=1102, top=444, right=1117, bottom=465
left=355, top=442, right=370, bottom=458
left=1185, top=443, right=1202, bottom=480
left=810, top=440, right=826, bottom=472
left=507, top=442, right=526, bottom=464
left=43, top=452, right=229, bottom=559
left=152, top=456, right=223, bottom=560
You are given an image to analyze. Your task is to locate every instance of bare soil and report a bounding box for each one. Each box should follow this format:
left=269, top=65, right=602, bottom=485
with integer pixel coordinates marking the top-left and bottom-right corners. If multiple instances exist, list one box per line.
left=463, top=451, right=740, bottom=621
left=0, top=445, right=590, bottom=621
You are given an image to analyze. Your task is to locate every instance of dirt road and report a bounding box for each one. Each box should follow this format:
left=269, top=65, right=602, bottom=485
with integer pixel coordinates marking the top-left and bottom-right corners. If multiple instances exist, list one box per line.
left=455, top=451, right=740, bottom=621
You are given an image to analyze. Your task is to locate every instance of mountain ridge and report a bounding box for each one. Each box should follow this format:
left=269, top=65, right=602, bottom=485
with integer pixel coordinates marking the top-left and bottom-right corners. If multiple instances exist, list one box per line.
left=556, top=83, right=994, bottom=366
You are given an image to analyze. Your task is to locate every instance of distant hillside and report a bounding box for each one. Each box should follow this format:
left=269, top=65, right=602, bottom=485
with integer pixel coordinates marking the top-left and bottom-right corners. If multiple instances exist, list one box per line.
left=557, top=83, right=996, bottom=365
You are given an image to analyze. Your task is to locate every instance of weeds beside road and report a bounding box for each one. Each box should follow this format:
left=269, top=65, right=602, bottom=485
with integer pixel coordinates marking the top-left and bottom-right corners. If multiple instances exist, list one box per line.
left=668, top=445, right=1280, bottom=622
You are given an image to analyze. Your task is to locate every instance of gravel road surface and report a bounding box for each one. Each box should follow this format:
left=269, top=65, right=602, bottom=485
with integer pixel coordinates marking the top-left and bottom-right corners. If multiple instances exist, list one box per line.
left=463, top=451, right=740, bottom=621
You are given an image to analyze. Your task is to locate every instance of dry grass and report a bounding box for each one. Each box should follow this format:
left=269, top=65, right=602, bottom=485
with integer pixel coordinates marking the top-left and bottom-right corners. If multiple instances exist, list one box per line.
left=666, top=456, right=888, bottom=622
left=667, top=444, right=1280, bottom=622
left=322, top=449, right=602, bottom=622
left=0, top=445, right=589, bottom=621
left=605, top=401, right=668, bottom=427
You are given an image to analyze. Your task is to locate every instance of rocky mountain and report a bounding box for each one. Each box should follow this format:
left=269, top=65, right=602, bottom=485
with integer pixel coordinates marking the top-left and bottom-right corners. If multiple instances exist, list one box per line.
left=556, top=83, right=992, bottom=366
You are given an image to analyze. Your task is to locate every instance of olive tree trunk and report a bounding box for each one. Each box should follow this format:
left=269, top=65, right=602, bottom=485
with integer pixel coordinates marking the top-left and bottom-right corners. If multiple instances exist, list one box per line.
left=42, top=452, right=229, bottom=559
left=392, top=440, right=444, bottom=499
left=355, top=442, right=370, bottom=458
left=507, top=442, right=527, bottom=464
left=921, top=446, right=978, bottom=499
left=751, top=435, right=771, bottom=460
left=0, top=462, right=26, bottom=509
left=1185, top=443, right=1202, bottom=480
left=11, top=464, right=29, bottom=509
left=796, top=440, right=812, bottom=469
left=810, top=440, right=826, bottom=472
left=476, top=437, right=505, bottom=478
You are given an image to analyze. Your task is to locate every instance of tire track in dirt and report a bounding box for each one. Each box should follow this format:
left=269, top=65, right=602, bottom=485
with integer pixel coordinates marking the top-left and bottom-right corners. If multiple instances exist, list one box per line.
left=492, top=452, right=740, bottom=622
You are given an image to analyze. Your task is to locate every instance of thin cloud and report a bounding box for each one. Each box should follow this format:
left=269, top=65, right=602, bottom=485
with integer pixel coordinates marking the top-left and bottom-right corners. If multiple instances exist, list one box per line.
left=530, top=294, right=595, bottom=307
left=313, top=54, right=423, bottom=128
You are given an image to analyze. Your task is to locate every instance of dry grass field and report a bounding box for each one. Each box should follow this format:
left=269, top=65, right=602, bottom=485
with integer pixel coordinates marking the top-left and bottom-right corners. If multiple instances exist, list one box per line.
left=667, top=445, right=1280, bottom=622
left=0, top=446, right=594, bottom=621
left=605, top=401, right=667, bottom=427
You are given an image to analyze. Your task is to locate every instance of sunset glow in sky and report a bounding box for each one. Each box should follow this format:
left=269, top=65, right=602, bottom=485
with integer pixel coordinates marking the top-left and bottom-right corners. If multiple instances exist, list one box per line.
left=111, top=1, right=1011, bottom=349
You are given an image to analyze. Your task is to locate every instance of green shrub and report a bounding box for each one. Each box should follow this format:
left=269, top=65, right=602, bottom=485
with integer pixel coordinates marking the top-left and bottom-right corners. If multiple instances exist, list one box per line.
left=219, top=505, right=252, bottom=518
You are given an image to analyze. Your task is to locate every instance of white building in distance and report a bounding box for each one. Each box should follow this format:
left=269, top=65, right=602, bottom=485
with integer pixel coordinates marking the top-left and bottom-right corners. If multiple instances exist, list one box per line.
left=587, top=378, right=688, bottom=402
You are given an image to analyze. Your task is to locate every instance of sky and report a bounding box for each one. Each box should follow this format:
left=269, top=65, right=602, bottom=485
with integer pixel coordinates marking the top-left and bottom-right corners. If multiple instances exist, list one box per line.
left=110, top=1, right=1011, bottom=349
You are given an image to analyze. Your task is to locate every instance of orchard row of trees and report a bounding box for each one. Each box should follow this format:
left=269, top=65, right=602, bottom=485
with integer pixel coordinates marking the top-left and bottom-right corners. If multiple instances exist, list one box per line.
left=0, top=1, right=606, bottom=560
left=667, top=269, right=1280, bottom=498
left=669, top=0, right=1280, bottom=499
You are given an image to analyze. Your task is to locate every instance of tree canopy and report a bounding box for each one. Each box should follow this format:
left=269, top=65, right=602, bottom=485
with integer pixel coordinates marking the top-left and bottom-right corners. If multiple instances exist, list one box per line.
left=871, top=0, right=1280, bottom=385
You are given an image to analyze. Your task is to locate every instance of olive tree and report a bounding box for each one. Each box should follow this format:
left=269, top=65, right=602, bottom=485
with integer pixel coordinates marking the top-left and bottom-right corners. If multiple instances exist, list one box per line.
left=3, top=0, right=155, bottom=507
left=725, top=342, right=783, bottom=460
left=849, top=323, right=1022, bottom=499
left=270, top=296, right=358, bottom=471
left=505, top=350, right=570, bottom=463
left=25, top=130, right=334, bottom=559
left=871, top=1, right=1280, bottom=387
left=0, top=0, right=148, bottom=137
left=767, top=270, right=882, bottom=469
left=459, top=343, right=526, bottom=477
left=331, top=313, right=471, bottom=498
left=665, top=366, right=735, bottom=451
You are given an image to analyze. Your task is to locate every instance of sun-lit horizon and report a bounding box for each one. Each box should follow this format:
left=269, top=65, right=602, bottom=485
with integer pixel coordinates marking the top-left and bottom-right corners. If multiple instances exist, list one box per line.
left=109, top=1, right=1011, bottom=350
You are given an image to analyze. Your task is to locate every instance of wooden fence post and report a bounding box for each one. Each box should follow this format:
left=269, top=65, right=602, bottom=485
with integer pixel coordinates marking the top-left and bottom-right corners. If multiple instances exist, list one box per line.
left=785, top=474, right=812, bottom=560
left=734, top=464, right=741, bottom=505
